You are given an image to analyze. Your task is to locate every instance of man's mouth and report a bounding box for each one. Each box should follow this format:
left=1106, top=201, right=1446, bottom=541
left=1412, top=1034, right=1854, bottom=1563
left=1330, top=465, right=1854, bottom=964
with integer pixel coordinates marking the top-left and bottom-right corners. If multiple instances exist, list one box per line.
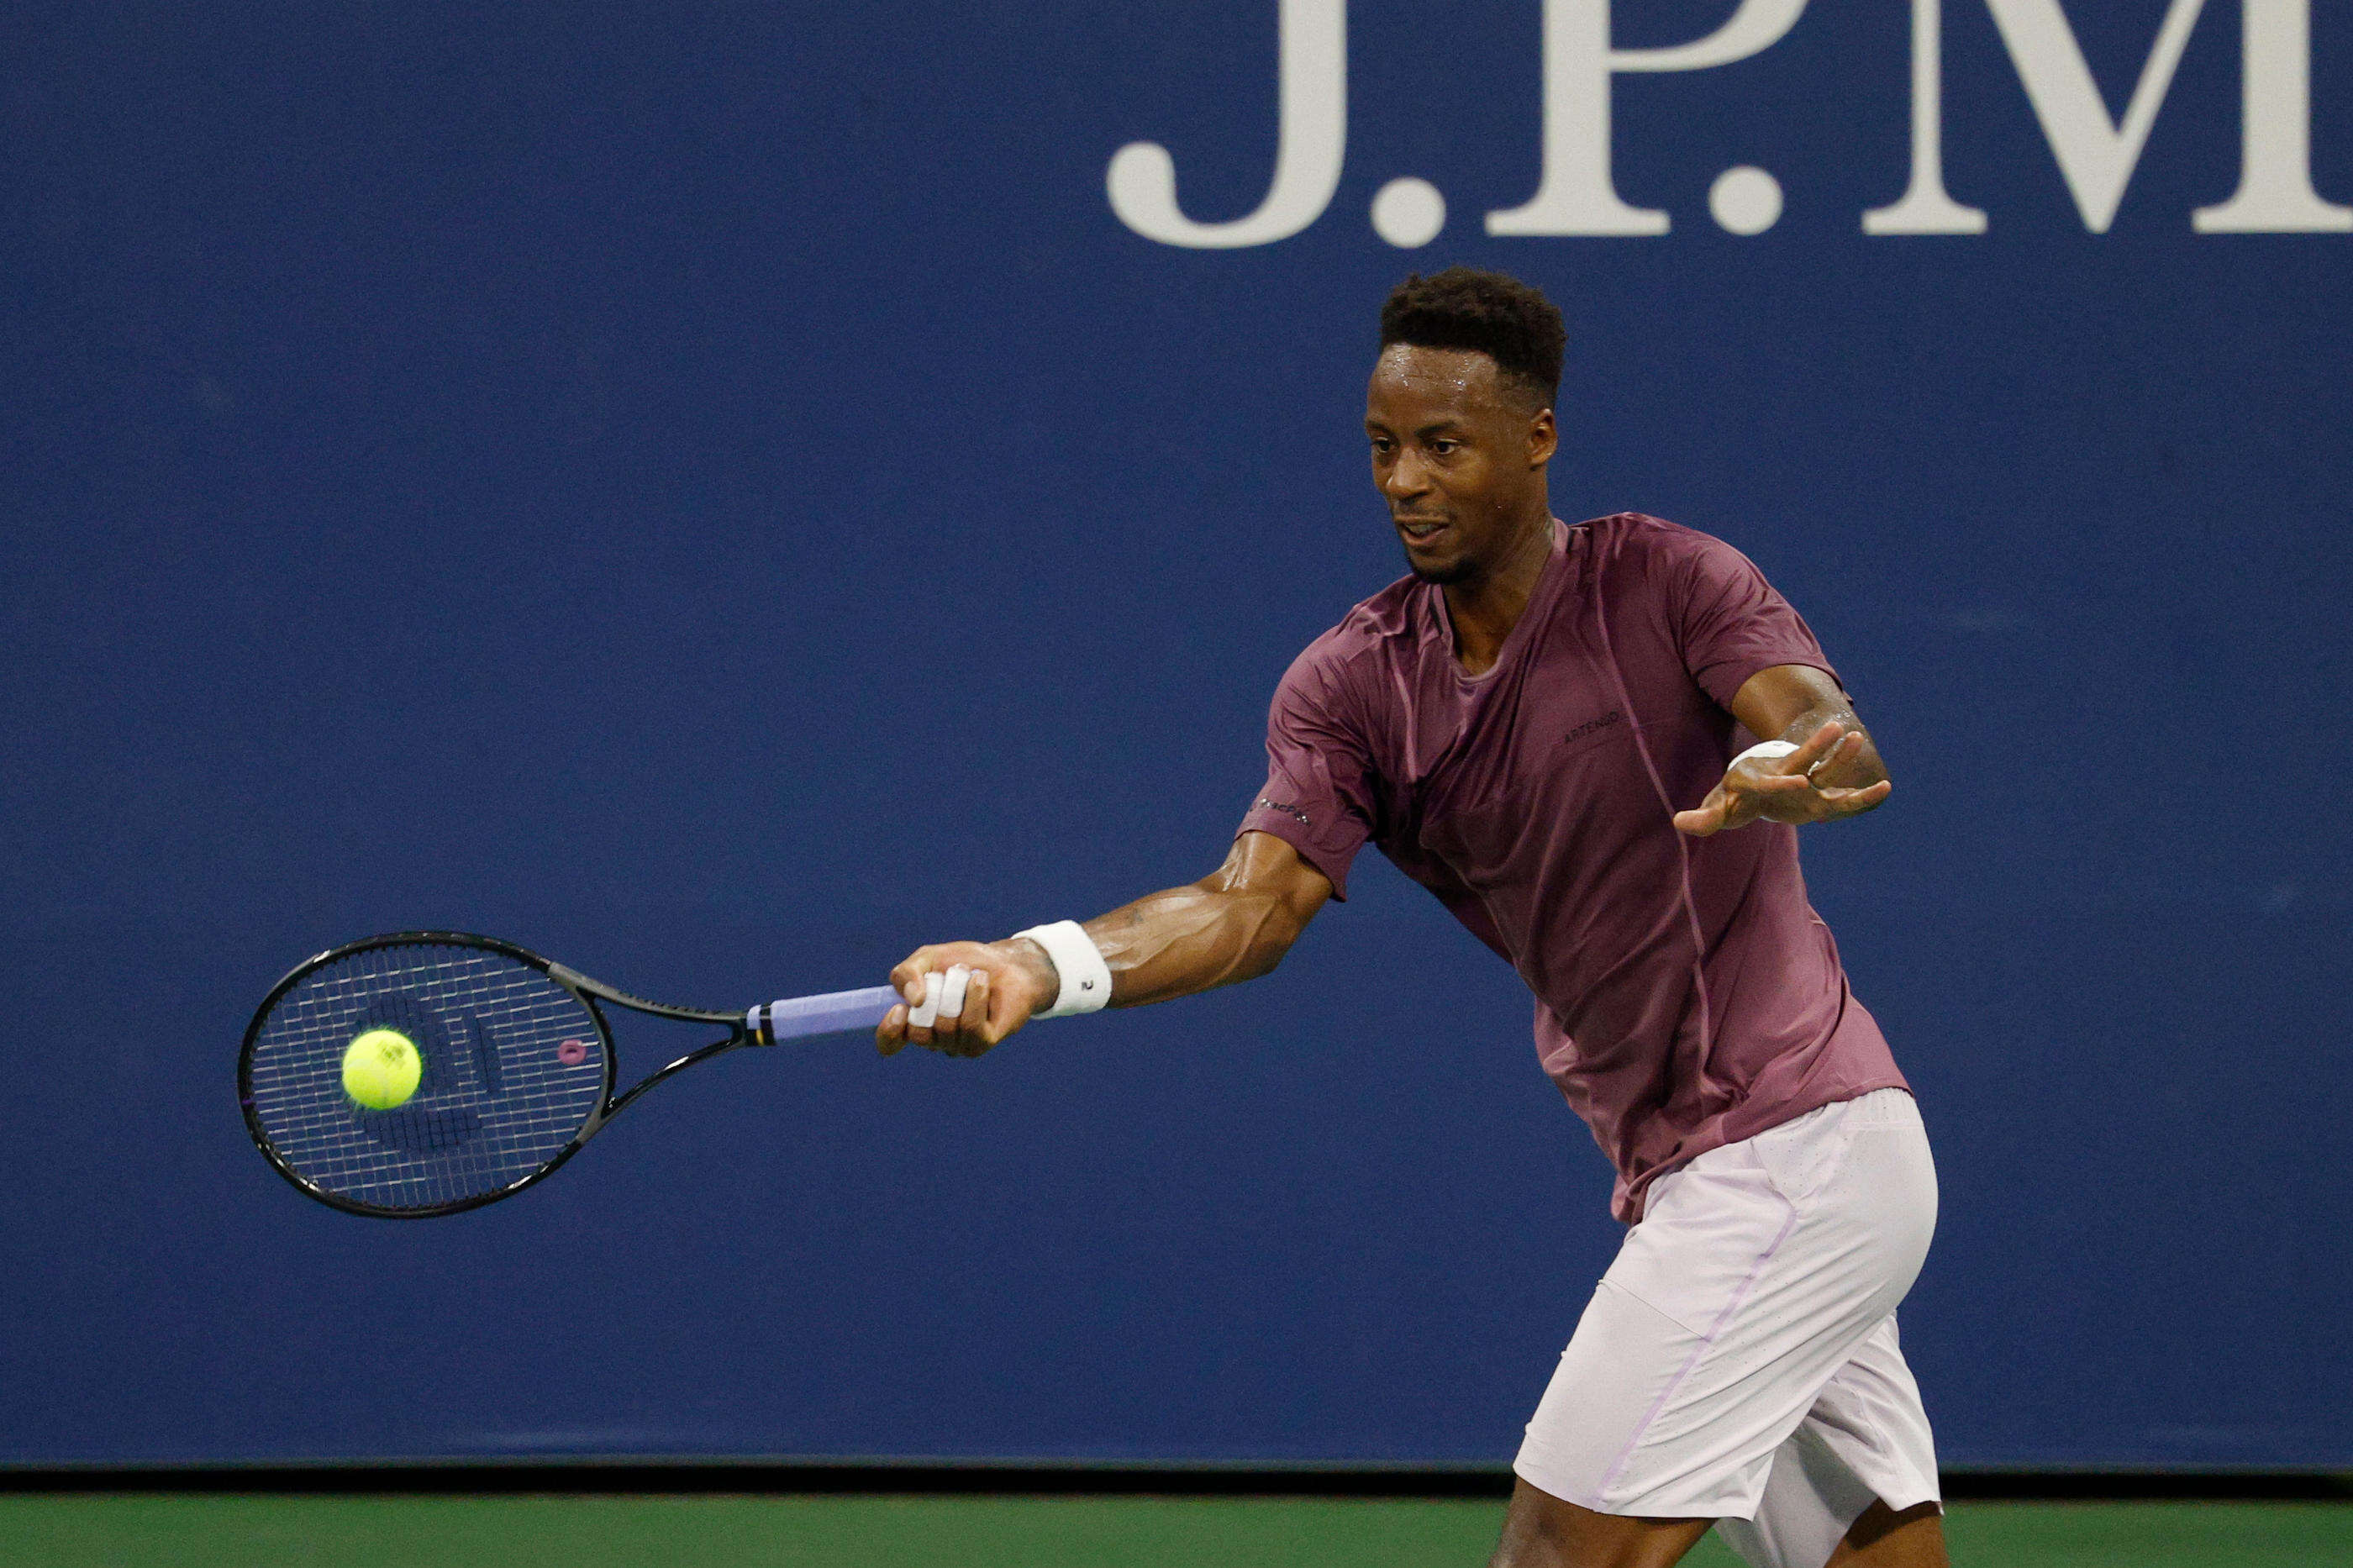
left=1396, top=518, right=1449, bottom=544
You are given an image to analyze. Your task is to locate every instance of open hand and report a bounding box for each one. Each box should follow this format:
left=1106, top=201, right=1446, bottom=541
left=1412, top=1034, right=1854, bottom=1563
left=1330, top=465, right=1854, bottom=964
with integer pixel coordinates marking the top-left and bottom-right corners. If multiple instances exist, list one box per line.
left=1672, top=719, right=1892, bottom=838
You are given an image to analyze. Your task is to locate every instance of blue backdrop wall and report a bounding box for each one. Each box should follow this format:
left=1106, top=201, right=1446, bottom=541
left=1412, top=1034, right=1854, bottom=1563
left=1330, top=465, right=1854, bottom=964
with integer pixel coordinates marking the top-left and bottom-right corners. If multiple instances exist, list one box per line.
left=3, top=0, right=2348, bottom=1469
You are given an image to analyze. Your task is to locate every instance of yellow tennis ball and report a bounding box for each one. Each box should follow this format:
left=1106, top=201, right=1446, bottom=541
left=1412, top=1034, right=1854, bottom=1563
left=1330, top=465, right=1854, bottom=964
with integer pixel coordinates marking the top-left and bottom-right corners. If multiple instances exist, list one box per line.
left=343, top=1029, right=422, bottom=1110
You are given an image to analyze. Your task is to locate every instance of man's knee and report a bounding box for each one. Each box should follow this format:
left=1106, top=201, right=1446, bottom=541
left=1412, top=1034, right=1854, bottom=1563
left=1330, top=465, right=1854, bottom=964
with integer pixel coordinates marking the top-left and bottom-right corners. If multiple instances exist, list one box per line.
left=1492, top=1477, right=1713, bottom=1568
left=1828, top=1498, right=1948, bottom=1565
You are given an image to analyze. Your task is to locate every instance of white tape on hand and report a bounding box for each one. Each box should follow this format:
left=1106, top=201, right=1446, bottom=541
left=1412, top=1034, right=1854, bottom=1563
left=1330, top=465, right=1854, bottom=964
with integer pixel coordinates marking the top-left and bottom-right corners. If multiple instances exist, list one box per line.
left=907, top=969, right=945, bottom=1029
left=936, top=964, right=971, bottom=1022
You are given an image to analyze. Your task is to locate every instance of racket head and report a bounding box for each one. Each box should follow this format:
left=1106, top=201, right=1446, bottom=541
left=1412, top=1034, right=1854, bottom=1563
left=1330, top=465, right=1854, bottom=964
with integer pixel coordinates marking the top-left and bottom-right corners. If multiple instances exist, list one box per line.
left=240, top=931, right=617, bottom=1218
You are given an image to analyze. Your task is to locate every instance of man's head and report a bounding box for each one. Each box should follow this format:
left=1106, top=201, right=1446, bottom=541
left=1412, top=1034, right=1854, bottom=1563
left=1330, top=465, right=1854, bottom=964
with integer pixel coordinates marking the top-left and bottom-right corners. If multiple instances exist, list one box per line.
left=1367, top=268, right=1564, bottom=587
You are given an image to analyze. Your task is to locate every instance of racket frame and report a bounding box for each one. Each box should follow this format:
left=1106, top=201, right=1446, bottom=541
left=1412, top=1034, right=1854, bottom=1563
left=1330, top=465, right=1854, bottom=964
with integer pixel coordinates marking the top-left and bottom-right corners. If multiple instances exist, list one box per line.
left=240, top=929, right=756, bottom=1219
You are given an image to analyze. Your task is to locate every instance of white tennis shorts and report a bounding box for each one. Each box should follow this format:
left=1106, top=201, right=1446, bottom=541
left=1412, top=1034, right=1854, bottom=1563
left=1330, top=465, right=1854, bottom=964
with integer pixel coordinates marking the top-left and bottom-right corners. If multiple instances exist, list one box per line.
left=1513, top=1088, right=1940, bottom=1568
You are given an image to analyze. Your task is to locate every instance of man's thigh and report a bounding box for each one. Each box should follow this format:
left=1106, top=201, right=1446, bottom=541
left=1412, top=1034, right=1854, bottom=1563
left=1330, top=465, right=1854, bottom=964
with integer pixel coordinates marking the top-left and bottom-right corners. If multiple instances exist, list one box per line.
left=1513, top=1091, right=1938, bottom=1525
left=1718, top=1316, right=1944, bottom=1568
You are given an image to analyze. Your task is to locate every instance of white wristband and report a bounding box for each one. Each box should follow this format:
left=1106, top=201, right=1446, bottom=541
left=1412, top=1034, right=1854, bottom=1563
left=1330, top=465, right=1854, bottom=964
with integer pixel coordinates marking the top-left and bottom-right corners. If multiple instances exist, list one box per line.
left=1013, top=921, right=1113, bottom=1018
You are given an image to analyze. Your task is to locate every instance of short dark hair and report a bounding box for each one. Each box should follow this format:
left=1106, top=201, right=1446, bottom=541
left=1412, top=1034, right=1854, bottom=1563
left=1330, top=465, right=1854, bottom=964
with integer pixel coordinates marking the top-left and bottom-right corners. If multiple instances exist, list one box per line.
left=1378, top=267, right=1566, bottom=406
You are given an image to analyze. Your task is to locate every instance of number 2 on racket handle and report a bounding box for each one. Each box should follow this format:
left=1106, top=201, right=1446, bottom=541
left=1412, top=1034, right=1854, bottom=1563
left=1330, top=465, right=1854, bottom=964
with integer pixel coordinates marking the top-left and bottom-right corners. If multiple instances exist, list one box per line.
left=747, top=985, right=903, bottom=1044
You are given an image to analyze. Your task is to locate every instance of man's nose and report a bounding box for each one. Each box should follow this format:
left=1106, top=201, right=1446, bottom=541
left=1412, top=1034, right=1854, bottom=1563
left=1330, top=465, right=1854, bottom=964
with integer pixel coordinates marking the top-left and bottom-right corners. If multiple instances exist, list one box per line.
left=1383, top=449, right=1429, bottom=499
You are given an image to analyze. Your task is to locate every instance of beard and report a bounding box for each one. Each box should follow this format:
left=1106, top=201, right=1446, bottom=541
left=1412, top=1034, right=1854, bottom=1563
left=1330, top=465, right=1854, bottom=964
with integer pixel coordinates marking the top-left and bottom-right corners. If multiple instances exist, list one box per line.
left=1392, top=515, right=1468, bottom=583
left=1402, top=536, right=1477, bottom=586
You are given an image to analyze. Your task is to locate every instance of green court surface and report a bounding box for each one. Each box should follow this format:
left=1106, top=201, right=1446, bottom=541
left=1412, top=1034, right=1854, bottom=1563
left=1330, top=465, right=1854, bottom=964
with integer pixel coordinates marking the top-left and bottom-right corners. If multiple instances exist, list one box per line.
left=3, top=1493, right=2346, bottom=1567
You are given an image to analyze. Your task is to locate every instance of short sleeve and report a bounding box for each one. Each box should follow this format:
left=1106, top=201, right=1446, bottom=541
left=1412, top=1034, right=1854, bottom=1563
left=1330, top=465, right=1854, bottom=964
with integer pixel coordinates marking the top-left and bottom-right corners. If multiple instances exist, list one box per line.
left=1235, top=645, right=1378, bottom=900
left=1671, top=531, right=1840, bottom=710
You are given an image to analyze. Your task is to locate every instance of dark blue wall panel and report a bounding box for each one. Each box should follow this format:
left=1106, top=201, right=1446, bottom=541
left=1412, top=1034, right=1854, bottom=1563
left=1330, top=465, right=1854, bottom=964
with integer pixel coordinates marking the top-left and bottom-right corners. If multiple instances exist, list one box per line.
left=3, top=1, right=2347, bottom=1467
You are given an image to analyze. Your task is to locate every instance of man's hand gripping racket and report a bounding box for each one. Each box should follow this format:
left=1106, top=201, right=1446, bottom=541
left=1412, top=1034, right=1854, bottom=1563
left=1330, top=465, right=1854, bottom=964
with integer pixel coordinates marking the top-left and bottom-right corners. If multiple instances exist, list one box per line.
left=876, top=939, right=1061, bottom=1059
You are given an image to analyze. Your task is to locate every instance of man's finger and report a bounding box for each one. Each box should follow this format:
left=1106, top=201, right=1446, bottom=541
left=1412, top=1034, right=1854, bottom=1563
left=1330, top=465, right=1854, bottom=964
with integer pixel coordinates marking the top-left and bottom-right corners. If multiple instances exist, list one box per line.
left=1803, top=732, right=1865, bottom=785
left=897, top=942, right=956, bottom=987
left=904, top=969, right=945, bottom=1047
left=932, top=965, right=972, bottom=1053
left=908, top=969, right=946, bottom=1027
left=1674, top=801, right=1724, bottom=836
left=937, top=964, right=971, bottom=1021
left=876, top=1003, right=908, bottom=1057
left=1758, top=718, right=1845, bottom=776
left=1780, top=718, right=1846, bottom=771
left=1819, top=780, right=1893, bottom=813
left=961, top=967, right=995, bottom=1050
left=943, top=966, right=990, bottom=1055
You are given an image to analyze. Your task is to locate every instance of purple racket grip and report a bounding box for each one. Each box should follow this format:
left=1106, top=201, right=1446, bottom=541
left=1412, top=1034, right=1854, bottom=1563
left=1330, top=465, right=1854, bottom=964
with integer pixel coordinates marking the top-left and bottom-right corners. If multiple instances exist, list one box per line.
left=749, top=986, right=901, bottom=1044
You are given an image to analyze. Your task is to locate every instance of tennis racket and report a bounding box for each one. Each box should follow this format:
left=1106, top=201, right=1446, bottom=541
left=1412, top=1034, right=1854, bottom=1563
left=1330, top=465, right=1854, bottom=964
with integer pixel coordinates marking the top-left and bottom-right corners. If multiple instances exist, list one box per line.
left=240, top=930, right=898, bottom=1218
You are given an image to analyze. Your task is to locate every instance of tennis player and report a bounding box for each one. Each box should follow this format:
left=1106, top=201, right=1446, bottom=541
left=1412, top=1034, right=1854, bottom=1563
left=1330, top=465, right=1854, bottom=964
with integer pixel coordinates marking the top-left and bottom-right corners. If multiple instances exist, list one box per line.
left=877, top=268, right=1945, bottom=1568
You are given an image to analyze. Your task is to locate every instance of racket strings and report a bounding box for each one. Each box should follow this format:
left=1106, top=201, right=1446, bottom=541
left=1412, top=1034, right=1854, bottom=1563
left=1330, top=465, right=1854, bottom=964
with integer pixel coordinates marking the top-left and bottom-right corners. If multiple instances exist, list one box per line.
left=245, top=944, right=608, bottom=1213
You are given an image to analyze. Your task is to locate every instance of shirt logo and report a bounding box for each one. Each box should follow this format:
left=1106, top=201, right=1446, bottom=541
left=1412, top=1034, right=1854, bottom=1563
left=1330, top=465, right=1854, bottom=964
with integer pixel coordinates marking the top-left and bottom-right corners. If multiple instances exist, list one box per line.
left=1255, top=796, right=1311, bottom=824
left=1562, top=709, right=1625, bottom=745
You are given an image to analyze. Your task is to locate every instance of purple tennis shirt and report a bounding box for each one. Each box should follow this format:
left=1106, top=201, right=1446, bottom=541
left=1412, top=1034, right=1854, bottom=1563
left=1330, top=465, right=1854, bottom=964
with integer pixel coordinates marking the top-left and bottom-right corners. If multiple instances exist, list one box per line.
left=1238, top=513, right=1908, bottom=1223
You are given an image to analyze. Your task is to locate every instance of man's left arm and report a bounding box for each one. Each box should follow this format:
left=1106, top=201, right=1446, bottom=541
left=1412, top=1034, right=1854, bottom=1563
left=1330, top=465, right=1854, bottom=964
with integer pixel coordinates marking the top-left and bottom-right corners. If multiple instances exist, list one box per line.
left=1672, top=663, right=1892, bottom=838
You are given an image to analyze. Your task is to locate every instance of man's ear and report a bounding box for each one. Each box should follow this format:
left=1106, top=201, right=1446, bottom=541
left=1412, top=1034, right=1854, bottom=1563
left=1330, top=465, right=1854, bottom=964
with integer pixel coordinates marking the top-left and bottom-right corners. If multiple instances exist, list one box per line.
left=1528, top=406, right=1558, bottom=468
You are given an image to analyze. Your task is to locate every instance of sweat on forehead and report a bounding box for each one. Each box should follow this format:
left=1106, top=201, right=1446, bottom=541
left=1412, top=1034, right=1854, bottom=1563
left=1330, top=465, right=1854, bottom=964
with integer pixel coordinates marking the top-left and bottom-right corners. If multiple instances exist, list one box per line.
left=1370, top=344, right=1544, bottom=413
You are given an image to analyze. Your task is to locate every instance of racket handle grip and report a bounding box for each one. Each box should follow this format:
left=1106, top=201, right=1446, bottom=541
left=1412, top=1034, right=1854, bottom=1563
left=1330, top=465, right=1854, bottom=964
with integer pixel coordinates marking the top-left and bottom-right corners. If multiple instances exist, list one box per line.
left=750, top=986, right=901, bottom=1044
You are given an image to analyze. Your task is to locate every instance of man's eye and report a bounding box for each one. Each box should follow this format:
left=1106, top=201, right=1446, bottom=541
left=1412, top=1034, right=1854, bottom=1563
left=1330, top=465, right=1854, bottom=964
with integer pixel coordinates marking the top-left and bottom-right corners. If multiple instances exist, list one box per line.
left=1431, top=440, right=1459, bottom=455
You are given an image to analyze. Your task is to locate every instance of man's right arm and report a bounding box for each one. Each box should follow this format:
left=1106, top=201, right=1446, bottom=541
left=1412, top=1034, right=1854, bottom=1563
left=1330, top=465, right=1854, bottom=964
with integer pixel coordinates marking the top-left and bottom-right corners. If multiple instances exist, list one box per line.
left=875, top=830, right=1334, bottom=1058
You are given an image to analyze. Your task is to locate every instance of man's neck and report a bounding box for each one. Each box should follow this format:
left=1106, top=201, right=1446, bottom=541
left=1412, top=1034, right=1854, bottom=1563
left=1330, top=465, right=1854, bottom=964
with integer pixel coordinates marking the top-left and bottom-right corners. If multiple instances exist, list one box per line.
left=1443, top=513, right=1556, bottom=676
